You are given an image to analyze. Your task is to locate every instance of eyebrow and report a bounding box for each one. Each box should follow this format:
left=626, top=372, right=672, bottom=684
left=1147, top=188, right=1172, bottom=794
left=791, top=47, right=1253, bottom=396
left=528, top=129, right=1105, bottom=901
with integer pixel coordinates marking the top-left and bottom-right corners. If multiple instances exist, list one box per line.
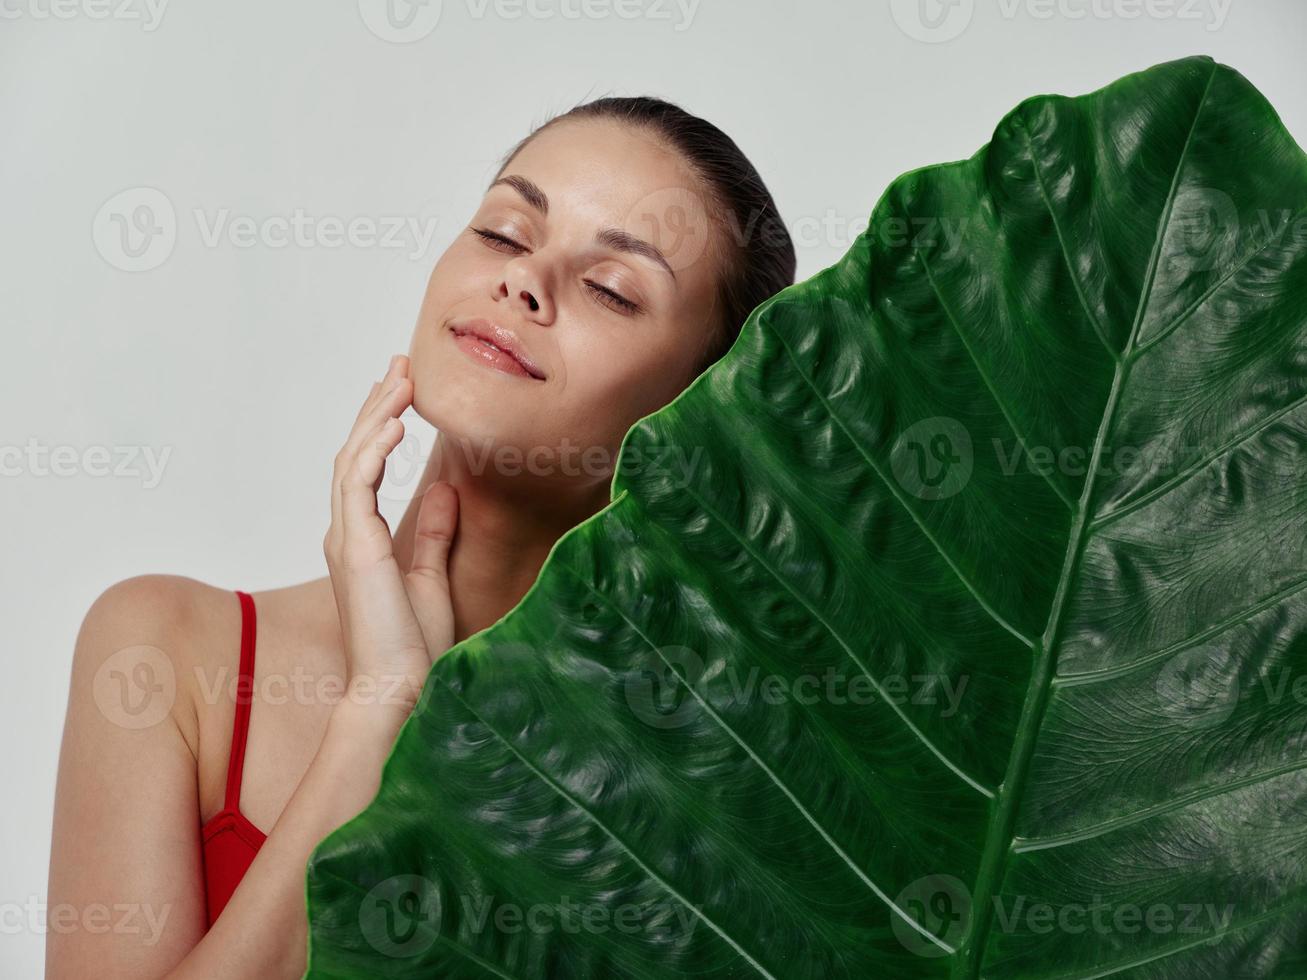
left=488, top=174, right=677, bottom=281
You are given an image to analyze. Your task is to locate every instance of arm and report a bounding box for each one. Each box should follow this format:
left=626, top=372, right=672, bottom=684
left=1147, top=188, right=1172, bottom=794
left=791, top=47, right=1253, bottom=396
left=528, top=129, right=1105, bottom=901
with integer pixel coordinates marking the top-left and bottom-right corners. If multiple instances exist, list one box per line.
left=45, top=577, right=410, bottom=978
left=47, top=354, right=459, bottom=978
left=169, top=697, right=415, bottom=978
left=45, top=574, right=210, bottom=977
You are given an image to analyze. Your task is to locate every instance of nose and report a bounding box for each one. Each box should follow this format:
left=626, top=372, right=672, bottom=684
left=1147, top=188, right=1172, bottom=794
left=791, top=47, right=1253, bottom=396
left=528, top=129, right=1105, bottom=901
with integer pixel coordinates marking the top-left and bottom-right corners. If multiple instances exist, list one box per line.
left=496, top=256, right=554, bottom=323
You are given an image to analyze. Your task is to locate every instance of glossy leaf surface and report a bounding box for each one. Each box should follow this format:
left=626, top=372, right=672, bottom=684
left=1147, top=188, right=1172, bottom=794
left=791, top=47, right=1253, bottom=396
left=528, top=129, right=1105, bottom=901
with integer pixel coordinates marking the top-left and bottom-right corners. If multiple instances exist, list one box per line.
left=305, top=56, right=1307, bottom=978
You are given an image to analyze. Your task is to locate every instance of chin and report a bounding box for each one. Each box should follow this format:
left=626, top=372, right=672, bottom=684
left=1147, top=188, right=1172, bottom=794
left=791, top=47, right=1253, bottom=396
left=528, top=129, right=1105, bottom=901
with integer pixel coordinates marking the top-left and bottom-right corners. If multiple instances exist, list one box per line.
left=414, top=373, right=534, bottom=462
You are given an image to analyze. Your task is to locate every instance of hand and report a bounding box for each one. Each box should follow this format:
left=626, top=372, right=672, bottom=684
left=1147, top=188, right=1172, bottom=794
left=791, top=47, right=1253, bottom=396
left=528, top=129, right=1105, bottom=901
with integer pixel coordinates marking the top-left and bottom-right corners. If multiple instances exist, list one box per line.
left=323, top=353, right=460, bottom=719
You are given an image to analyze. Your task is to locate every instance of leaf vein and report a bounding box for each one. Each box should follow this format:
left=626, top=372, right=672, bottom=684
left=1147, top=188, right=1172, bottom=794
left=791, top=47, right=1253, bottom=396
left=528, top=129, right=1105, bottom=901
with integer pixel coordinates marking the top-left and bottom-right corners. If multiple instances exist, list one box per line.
left=667, top=478, right=995, bottom=797
left=433, top=675, right=781, bottom=980
left=918, top=249, right=1078, bottom=510
left=1015, top=117, right=1120, bottom=361
left=566, top=568, right=960, bottom=955
left=757, top=310, right=1037, bottom=651
left=1090, top=386, right=1307, bottom=531
left=1012, top=757, right=1307, bottom=853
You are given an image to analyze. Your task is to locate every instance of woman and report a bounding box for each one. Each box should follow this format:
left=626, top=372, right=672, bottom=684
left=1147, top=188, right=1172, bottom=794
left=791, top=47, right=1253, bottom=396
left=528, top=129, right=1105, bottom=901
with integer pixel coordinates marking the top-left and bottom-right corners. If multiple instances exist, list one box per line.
left=46, top=96, right=795, bottom=978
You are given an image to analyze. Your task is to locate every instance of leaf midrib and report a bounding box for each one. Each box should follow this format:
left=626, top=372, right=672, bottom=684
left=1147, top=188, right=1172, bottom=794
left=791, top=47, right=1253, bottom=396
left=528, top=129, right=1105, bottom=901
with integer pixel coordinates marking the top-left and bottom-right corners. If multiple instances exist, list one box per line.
left=954, top=61, right=1220, bottom=979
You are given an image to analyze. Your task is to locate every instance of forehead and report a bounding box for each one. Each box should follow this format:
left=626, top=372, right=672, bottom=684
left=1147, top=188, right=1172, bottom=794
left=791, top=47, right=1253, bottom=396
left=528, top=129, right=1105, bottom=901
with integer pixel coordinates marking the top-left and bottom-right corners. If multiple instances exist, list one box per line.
left=499, top=118, right=699, bottom=216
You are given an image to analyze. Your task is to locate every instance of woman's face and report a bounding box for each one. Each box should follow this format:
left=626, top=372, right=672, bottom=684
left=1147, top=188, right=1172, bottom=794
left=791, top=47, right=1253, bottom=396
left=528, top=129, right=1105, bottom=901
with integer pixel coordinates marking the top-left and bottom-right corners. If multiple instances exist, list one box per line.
left=407, top=117, right=722, bottom=491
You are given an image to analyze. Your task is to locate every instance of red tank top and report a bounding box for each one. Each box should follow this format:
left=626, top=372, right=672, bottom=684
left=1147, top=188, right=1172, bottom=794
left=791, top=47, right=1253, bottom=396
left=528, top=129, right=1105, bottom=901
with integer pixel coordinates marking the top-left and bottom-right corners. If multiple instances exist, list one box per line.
left=200, top=590, right=268, bottom=927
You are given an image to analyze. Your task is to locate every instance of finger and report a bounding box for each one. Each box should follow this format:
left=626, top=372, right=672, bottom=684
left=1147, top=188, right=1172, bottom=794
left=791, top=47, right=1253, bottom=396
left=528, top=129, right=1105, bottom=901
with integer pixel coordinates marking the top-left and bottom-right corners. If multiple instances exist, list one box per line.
left=340, top=415, right=405, bottom=565
left=408, top=481, right=459, bottom=654
left=370, top=383, right=410, bottom=500
left=410, top=481, right=458, bottom=583
left=350, top=355, right=406, bottom=434
left=347, top=377, right=412, bottom=461
left=353, top=381, right=381, bottom=428
left=333, top=379, right=380, bottom=532
left=332, top=364, right=412, bottom=541
left=331, top=356, right=401, bottom=530
left=339, top=377, right=411, bottom=528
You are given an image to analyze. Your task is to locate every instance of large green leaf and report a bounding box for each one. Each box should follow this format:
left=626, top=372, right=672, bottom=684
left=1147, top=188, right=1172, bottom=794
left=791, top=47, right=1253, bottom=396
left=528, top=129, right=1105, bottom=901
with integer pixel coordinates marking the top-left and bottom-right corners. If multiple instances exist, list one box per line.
left=304, top=55, right=1307, bottom=978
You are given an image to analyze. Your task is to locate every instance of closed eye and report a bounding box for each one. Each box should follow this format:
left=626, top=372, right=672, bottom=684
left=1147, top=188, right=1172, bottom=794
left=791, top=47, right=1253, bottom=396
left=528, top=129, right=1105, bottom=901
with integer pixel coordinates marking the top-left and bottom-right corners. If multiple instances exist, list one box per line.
left=473, top=227, right=643, bottom=315
left=583, top=280, right=641, bottom=315
left=472, top=227, right=526, bottom=253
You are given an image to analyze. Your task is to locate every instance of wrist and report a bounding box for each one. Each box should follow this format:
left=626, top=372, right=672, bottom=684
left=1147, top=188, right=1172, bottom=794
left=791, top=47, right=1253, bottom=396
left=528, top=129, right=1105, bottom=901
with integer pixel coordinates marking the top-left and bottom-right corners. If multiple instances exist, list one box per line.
left=339, top=668, right=426, bottom=712
left=305, top=704, right=411, bottom=834
left=326, top=696, right=415, bottom=748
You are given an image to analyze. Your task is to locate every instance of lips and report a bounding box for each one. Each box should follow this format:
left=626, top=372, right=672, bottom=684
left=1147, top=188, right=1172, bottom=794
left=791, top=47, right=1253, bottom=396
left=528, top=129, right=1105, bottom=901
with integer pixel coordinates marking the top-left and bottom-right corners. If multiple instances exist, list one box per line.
left=448, top=317, right=546, bottom=381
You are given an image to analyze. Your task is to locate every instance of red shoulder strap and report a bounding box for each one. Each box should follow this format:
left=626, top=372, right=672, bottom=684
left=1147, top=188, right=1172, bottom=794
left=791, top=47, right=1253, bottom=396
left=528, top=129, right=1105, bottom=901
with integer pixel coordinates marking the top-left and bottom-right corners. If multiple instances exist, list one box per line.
left=223, top=590, right=258, bottom=813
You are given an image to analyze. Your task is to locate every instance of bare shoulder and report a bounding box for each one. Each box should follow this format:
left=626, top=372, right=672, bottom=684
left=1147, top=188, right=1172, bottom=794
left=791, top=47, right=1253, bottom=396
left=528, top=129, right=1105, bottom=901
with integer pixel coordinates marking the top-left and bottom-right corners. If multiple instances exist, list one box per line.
left=49, top=575, right=231, bottom=974
left=69, top=573, right=344, bottom=828
left=77, top=573, right=234, bottom=648
left=71, top=574, right=244, bottom=756
left=74, top=574, right=343, bottom=693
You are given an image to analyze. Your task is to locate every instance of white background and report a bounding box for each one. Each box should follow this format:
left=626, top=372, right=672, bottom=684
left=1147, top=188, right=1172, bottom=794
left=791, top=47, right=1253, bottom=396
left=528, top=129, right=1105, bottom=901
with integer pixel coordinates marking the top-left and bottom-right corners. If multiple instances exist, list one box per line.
left=3, top=0, right=1305, bottom=973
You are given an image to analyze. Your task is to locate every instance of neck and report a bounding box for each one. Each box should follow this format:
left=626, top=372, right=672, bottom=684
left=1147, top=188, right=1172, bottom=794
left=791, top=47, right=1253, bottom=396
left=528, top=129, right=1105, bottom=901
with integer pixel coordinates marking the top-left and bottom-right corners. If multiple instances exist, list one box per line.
left=390, top=431, right=611, bottom=646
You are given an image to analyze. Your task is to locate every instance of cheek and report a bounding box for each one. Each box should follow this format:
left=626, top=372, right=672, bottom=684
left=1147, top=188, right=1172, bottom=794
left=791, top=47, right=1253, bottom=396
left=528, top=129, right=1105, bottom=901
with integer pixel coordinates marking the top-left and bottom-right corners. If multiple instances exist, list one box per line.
left=414, top=244, right=479, bottom=329
left=555, top=332, right=697, bottom=449
left=408, top=248, right=483, bottom=388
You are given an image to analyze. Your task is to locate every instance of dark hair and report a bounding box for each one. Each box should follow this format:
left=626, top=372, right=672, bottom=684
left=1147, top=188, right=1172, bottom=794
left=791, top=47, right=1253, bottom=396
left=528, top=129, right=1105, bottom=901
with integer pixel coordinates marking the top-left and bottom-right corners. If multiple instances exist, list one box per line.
left=492, top=95, right=796, bottom=371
